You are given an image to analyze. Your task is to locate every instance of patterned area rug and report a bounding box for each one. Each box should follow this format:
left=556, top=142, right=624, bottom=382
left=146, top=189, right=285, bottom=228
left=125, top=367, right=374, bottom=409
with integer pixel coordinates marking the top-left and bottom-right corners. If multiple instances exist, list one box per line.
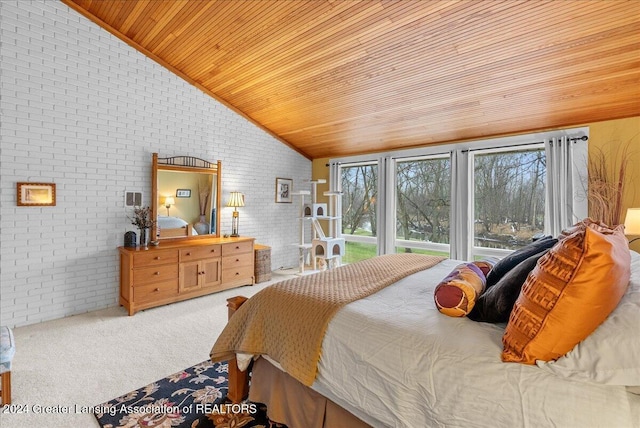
left=94, top=360, right=286, bottom=428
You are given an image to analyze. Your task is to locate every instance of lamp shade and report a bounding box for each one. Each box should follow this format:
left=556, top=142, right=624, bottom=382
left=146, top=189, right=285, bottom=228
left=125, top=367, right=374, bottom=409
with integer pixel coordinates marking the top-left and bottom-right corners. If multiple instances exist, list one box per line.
left=624, top=208, right=640, bottom=236
left=164, top=196, right=175, bottom=206
left=226, top=191, right=245, bottom=208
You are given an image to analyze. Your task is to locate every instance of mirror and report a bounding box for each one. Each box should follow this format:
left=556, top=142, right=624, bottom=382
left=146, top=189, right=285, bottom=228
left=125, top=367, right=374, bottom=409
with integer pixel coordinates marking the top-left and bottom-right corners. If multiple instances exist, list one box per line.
left=151, top=153, right=221, bottom=240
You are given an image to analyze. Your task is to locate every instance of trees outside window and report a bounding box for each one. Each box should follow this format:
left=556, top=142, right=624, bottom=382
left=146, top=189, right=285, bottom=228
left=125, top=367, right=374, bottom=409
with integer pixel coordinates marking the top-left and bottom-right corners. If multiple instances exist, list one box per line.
left=472, top=148, right=546, bottom=252
left=338, top=148, right=546, bottom=262
left=340, top=163, right=378, bottom=263
left=332, top=129, right=586, bottom=263
left=395, top=156, right=450, bottom=256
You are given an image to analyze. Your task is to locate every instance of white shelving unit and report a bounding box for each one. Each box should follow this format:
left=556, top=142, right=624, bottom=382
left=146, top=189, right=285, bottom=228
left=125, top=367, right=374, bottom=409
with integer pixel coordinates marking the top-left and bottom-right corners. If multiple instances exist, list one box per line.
left=312, top=189, right=345, bottom=269
left=292, top=180, right=345, bottom=273
left=292, top=190, right=313, bottom=273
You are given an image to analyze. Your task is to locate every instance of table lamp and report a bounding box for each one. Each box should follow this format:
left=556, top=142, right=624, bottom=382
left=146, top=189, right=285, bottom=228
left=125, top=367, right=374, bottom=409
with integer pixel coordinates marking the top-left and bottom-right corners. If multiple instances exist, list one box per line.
left=624, top=208, right=640, bottom=244
left=164, top=196, right=175, bottom=216
left=226, top=192, right=245, bottom=237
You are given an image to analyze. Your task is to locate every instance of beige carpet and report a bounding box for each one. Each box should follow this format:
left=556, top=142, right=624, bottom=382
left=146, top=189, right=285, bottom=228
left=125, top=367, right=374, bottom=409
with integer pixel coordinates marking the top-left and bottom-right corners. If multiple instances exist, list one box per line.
left=0, top=271, right=293, bottom=428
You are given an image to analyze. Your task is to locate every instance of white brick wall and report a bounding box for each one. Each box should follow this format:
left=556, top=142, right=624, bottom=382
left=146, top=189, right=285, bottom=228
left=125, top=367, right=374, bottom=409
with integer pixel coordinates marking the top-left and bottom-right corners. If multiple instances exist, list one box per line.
left=0, top=0, right=310, bottom=327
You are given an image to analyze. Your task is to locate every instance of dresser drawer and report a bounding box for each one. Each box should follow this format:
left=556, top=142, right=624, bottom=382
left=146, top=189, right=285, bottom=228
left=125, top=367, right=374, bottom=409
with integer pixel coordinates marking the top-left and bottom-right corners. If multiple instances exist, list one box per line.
left=180, top=245, right=221, bottom=261
left=222, top=265, right=253, bottom=284
left=133, top=264, right=179, bottom=286
left=133, top=280, right=179, bottom=304
left=222, top=241, right=253, bottom=256
left=133, top=249, right=179, bottom=267
left=119, top=237, right=255, bottom=316
left=223, top=251, right=253, bottom=269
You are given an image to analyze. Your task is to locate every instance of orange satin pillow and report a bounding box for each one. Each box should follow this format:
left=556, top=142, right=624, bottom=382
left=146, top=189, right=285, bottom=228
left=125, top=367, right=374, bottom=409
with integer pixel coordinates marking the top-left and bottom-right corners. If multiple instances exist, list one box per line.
left=501, top=220, right=630, bottom=364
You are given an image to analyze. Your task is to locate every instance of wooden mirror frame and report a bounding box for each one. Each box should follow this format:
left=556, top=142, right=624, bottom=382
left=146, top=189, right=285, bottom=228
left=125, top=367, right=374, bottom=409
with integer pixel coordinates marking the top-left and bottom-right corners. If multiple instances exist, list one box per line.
left=151, top=153, right=222, bottom=241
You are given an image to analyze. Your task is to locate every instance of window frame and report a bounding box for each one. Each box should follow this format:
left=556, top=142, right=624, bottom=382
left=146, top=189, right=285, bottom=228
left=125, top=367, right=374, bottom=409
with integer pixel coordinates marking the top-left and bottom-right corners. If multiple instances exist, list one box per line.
left=392, top=153, right=452, bottom=257
left=468, top=143, right=546, bottom=260
left=333, top=158, right=383, bottom=259
left=330, top=127, right=588, bottom=262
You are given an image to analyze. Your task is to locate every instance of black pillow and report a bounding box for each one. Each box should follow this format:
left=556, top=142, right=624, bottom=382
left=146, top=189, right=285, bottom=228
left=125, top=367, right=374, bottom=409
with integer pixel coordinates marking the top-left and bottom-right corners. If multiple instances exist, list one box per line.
left=485, top=236, right=557, bottom=288
left=468, top=249, right=549, bottom=323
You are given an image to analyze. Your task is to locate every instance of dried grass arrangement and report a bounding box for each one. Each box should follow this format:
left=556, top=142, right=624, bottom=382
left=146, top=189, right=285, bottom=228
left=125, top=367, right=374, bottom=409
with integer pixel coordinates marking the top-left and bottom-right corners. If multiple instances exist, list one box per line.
left=587, top=143, right=632, bottom=226
left=198, top=176, right=211, bottom=217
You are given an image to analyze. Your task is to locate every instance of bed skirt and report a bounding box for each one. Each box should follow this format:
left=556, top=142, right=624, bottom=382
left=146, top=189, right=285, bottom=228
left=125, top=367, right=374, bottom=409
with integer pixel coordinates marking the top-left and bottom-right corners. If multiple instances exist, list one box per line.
left=249, top=357, right=372, bottom=428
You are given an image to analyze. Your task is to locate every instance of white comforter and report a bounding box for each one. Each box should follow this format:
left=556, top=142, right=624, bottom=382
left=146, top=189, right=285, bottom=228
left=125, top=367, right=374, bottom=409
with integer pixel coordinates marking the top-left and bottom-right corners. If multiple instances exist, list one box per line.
left=312, top=258, right=640, bottom=428
left=157, top=215, right=198, bottom=234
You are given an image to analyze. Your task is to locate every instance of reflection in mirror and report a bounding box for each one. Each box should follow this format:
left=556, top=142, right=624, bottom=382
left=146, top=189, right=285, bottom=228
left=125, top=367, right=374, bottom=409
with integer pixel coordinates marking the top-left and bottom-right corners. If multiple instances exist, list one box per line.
left=152, top=154, right=221, bottom=240
left=158, top=170, right=215, bottom=233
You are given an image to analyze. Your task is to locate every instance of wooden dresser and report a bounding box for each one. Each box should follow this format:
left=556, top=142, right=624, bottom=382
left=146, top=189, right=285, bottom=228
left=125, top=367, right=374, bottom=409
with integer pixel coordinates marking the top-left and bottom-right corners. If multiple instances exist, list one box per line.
left=119, top=237, right=255, bottom=315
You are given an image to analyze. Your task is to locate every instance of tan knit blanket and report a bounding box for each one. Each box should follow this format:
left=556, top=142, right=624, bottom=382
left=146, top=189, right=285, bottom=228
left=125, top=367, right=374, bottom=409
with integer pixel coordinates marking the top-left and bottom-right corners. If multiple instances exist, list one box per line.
left=210, top=253, right=445, bottom=386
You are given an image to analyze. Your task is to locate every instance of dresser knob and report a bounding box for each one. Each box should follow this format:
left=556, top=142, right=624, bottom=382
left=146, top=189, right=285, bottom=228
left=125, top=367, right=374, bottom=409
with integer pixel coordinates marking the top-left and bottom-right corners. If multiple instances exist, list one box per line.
left=154, top=288, right=160, bottom=292
left=186, top=252, right=191, bottom=256
left=235, top=272, right=239, bottom=276
left=155, top=257, right=161, bottom=260
left=236, top=258, right=239, bottom=262
left=155, top=271, right=160, bottom=275
left=236, top=246, right=240, bottom=249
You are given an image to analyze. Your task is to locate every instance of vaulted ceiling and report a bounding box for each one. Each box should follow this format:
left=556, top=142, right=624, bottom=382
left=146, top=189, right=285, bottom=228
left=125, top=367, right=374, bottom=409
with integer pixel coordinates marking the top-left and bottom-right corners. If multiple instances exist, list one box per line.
left=62, top=0, right=640, bottom=159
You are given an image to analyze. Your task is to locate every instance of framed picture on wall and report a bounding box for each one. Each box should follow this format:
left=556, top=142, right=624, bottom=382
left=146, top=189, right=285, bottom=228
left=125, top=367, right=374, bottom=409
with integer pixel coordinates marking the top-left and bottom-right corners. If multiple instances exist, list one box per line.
left=176, top=189, right=191, bottom=198
left=17, top=182, right=56, bottom=206
left=275, top=178, right=292, bottom=203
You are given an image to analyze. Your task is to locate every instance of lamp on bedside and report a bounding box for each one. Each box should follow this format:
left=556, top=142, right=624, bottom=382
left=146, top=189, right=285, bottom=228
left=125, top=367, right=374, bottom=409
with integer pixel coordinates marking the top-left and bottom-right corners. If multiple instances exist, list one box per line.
left=624, top=208, right=640, bottom=244
left=226, top=191, right=245, bottom=237
left=164, top=196, right=175, bottom=216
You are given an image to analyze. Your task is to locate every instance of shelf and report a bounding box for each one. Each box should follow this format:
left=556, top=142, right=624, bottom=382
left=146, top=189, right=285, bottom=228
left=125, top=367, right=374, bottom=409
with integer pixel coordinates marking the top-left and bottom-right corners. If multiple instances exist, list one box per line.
left=291, top=243, right=312, bottom=249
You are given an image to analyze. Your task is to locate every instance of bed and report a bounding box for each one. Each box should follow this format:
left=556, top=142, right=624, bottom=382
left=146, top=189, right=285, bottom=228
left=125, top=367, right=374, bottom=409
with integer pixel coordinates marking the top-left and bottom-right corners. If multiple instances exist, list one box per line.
left=211, top=222, right=640, bottom=427
left=157, top=215, right=196, bottom=238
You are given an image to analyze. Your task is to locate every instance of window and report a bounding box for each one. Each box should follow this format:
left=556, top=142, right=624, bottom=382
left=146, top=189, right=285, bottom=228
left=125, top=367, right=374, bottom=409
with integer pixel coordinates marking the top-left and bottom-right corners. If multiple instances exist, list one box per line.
left=340, top=162, right=378, bottom=263
left=395, top=155, right=450, bottom=257
left=471, top=146, right=546, bottom=258
left=330, top=128, right=588, bottom=263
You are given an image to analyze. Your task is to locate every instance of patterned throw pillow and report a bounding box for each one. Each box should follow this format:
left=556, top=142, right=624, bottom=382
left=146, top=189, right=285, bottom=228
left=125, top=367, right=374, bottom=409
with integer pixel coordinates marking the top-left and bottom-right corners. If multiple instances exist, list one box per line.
left=434, top=262, right=489, bottom=317
left=472, top=258, right=497, bottom=278
left=501, top=220, right=631, bottom=364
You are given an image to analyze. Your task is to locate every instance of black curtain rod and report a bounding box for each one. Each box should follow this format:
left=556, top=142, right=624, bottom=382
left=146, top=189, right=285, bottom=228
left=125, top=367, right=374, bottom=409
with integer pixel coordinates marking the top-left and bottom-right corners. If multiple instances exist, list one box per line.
left=569, top=135, right=589, bottom=142
left=325, top=135, right=589, bottom=164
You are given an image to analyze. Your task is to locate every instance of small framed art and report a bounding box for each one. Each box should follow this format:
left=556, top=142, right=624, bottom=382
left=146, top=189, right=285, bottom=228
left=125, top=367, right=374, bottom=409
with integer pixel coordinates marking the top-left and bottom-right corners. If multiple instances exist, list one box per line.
left=275, top=178, right=292, bottom=203
left=176, top=189, right=191, bottom=198
left=17, top=182, right=56, bottom=206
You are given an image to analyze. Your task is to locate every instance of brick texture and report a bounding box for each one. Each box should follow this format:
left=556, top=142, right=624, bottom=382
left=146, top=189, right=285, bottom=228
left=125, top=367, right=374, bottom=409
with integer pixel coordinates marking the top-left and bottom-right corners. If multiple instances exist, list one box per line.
left=0, top=0, right=311, bottom=327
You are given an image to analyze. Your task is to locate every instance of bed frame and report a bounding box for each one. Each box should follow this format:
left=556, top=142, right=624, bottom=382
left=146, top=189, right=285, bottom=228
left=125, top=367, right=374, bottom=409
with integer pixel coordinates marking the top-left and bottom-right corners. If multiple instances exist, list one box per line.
left=223, top=296, right=371, bottom=427
left=159, top=224, right=194, bottom=238
left=225, top=296, right=250, bottom=403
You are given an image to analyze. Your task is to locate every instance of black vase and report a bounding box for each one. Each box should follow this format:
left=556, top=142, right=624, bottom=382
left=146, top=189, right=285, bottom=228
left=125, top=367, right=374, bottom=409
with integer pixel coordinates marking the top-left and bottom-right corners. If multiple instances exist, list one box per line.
left=124, top=231, right=137, bottom=247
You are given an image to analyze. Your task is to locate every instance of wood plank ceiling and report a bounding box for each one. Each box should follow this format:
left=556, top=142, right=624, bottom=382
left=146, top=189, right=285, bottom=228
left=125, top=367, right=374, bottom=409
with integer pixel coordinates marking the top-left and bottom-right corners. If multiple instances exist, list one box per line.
left=62, top=0, right=640, bottom=159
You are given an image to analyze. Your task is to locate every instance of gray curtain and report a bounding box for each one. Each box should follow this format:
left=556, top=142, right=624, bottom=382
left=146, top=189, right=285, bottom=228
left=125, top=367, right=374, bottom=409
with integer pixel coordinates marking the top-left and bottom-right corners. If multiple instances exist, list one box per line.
left=449, top=149, right=470, bottom=260
left=544, top=135, right=588, bottom=237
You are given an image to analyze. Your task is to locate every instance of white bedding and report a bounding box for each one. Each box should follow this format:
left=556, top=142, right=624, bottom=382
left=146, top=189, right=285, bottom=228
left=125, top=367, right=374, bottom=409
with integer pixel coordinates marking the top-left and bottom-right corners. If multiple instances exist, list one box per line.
left=157, top=215, right=198, bottom=234
left=311, top=257, right=640, bottom=428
